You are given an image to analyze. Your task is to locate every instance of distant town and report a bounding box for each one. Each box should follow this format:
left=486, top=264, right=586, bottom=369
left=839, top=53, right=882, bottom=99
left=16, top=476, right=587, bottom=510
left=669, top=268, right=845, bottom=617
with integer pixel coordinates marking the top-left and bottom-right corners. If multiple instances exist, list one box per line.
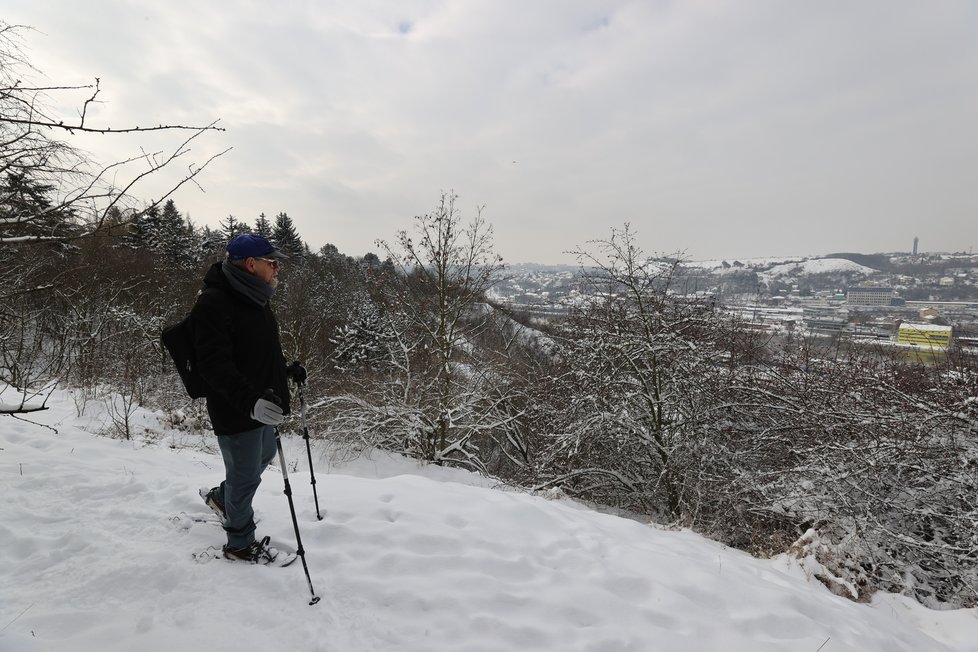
left=489, top=247, right=978, bottom=359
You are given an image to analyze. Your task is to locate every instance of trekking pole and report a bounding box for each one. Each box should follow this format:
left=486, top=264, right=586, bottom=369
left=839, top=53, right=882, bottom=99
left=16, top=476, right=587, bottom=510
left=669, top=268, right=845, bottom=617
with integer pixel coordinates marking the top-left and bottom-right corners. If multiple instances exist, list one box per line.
left=268, top=392, right=320, bottom=606
left=295, top=380, right=324, bottom=521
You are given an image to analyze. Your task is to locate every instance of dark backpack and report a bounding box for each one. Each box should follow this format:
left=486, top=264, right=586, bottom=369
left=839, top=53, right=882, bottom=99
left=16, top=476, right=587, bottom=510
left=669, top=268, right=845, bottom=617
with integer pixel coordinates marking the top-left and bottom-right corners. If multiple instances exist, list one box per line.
left=161, top=314, right=209, bottom=399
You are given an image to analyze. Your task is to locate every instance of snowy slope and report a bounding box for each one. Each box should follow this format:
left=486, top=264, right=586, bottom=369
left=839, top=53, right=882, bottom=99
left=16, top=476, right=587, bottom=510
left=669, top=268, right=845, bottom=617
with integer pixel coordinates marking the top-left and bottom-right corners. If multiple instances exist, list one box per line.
left=2, top=390, right=977, bottom=652
left=759, top=258, right=877, bottom=279
left=683, top=256, right=809, bottom=270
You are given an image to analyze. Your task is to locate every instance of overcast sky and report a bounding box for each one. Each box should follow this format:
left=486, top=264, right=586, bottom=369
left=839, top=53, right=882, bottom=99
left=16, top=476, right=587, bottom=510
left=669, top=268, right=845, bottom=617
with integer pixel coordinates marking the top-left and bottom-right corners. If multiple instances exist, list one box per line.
left=5, top=1, right=977, bottom=263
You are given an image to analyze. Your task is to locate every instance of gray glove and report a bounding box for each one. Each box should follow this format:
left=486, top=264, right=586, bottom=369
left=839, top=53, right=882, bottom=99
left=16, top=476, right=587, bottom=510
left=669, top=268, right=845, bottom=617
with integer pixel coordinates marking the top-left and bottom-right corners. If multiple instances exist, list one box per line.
left=251, top=397, right=284, bottom=425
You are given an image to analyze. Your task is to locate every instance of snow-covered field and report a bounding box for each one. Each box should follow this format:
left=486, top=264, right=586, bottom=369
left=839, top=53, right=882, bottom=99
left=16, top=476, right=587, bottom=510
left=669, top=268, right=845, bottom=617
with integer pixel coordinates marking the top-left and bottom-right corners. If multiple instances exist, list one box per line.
left=3, top=389, right=977, bottom=652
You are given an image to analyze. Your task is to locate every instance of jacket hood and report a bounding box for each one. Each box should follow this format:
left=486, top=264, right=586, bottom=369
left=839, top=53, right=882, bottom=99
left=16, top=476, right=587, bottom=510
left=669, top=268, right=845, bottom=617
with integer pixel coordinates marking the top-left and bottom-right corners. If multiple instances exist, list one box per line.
left=203, top=261, right=228, bottom=289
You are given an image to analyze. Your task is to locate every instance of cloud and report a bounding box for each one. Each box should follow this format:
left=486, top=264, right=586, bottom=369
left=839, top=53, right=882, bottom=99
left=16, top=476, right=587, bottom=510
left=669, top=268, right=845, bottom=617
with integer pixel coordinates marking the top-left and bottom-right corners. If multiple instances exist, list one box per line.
left=4, top=0, right=977, bottom=262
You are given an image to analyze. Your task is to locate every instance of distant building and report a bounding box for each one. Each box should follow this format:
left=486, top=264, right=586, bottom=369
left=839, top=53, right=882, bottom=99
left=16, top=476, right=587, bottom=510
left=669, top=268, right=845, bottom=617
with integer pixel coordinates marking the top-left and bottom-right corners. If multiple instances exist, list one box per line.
left=803, top=307, right=847, bottom=332
left=912, top=236, right=919, bottom=256
left=897, top=323, right=952, bottom=349
left=919, top=307, right=939, bottom=321
left=805, top=317, right=847, bottom=332
left=846, top=286, right=894, bottom=307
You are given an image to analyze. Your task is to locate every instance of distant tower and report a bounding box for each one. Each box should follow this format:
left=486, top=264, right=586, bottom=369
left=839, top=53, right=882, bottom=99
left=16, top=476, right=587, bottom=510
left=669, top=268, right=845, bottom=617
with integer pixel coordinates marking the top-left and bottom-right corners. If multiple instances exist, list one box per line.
left=912, top=236, right=919, bottom=256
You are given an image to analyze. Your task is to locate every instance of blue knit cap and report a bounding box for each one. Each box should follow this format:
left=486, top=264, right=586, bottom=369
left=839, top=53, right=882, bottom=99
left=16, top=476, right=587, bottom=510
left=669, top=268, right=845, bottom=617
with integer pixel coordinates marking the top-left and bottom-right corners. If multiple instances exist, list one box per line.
left=225, top=234, right=287, bottom=260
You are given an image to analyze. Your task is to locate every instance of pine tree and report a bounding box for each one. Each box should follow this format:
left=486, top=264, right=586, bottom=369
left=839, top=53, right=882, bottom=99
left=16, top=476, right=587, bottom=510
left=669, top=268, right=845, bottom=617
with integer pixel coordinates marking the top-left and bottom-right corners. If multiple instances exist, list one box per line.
left=135, top=204, right=163, bottom=251
left=122, top=205, right=152, bottom=250
left=219, top=215, right=248, bottom=241
left=180, top=214, right=206, bottom=267
left=0, top=171, right=79, bottom=242
left=158, top=199, right=193, bottom=262
left=122, top=200, right=197, bottom=266
left=272, top=211, right=304, bottom=258
left=254, top=213, right=272, bottom=238
left=200, top=225, right=226, bottom=259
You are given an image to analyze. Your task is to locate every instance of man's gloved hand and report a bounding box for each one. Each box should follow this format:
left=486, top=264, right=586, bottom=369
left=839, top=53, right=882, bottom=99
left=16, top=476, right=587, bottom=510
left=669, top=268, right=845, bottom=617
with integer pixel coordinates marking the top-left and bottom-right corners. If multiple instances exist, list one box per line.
left=285, top=361, right=307, bottom=385
left=251, top=394, right=284, bottom=425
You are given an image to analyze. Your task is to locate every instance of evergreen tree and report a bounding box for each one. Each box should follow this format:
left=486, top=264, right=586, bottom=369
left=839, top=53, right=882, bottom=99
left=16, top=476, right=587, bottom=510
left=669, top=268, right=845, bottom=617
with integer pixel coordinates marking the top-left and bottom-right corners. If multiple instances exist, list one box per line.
left=219, top=215, right=248, bottom=241
left=0, top=171, right=78, bottom=242
left=254, top=213, right=272, bottom=238
left=121, top=200, right=197, bottom=266
left=158, top=199, right=194, bottom=263
left=200, top=225, right=226, bottom=259
left=272, top=211, right=303, bottom=258
left=179, top=214, right=207, bottom=267
left=122, top=206, right=152, bottom=250
left=132, top=204, right=162, bottom=251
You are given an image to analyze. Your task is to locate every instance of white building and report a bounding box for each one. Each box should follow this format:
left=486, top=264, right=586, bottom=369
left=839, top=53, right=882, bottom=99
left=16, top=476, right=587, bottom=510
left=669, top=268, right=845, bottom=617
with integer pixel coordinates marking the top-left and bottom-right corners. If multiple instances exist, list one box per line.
left=847, top=286, right=894, bottom=307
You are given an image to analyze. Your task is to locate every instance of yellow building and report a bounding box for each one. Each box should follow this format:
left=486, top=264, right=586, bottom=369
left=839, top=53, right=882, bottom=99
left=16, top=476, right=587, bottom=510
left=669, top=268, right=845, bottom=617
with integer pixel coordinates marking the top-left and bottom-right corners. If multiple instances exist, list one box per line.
left=896, top=323, right=952, bottom=349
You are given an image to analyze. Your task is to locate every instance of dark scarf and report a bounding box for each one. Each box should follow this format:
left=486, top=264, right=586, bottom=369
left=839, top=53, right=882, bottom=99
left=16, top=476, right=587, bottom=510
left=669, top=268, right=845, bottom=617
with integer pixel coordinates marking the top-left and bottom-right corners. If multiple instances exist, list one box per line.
left=222, top=260, right=276, bottom=307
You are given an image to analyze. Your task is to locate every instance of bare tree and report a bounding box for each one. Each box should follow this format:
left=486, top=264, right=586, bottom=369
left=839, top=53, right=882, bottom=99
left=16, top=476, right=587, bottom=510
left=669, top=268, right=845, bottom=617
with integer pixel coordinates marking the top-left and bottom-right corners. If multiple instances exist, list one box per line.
left=526, top=227, right=978, bottom=606
left=321, top=193, right=514, bottom=471
left=380, top=193, right=505, bottom=463
left=0, top=23, right=227, bottom=247
left=713, top=343, right=978, bottom=607
left=0, top=22, right=225, bottom=414
left=532, top=225, right=723, bottom=519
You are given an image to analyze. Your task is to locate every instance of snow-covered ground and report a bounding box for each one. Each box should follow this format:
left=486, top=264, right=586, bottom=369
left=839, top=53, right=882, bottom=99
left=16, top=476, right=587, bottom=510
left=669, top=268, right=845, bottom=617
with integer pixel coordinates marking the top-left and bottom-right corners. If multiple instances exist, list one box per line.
left=3, top=389, right=977, bottom=652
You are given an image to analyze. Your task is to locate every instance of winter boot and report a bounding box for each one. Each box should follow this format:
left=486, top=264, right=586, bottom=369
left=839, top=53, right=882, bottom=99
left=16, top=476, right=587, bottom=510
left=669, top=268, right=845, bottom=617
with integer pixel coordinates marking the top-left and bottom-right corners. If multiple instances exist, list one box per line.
left=222, top=535, right=280, bottom=564
left=199, top=486, right=226, bottom=522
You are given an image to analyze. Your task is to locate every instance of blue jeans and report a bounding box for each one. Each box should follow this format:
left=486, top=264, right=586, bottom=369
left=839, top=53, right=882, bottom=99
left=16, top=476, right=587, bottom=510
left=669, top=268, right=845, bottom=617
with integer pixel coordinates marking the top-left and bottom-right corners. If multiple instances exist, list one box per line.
left=217, top=425, right=277, bottom=549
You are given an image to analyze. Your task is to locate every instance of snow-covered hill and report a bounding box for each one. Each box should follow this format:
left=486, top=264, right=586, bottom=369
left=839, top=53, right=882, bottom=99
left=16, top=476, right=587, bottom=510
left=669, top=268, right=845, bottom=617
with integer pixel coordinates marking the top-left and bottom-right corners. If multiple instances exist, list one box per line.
left=682, top=256, right=877, bottom=277
left=3, top=389, right=976, bottom=652
left=682, top=256, right=810, bottom=270
left=758, top=258, right=877, bottom=282
left=764, top=258, right=876, bottom=276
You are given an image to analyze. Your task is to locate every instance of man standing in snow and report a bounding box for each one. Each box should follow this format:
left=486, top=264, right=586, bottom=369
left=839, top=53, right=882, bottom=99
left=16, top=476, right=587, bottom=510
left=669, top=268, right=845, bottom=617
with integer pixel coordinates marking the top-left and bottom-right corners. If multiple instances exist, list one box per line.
left=191, top=233, right=296, bottom=564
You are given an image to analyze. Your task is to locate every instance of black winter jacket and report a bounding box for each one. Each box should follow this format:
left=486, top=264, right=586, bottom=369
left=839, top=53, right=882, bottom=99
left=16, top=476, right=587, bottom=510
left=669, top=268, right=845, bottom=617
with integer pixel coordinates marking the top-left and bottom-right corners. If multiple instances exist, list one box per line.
left=190, top=262, right=290, bottom=436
